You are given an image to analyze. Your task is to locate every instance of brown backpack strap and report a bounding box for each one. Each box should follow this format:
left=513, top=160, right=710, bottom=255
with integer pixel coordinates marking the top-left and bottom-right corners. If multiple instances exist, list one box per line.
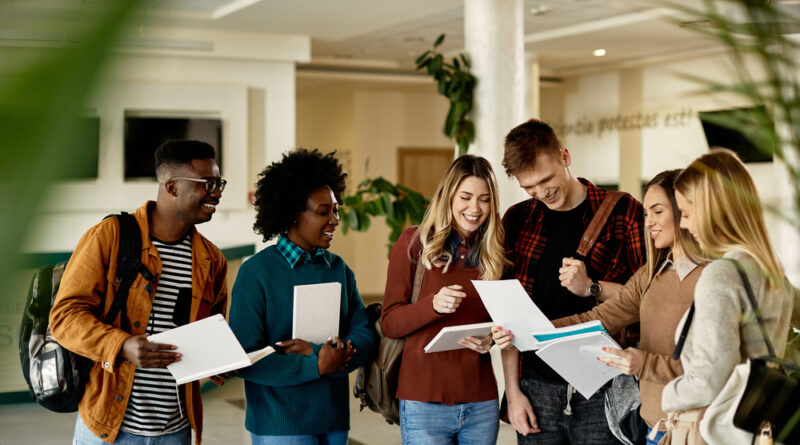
left=576, top=191, right=625, bottom=257
left=410, top=253, right=425, bottom=303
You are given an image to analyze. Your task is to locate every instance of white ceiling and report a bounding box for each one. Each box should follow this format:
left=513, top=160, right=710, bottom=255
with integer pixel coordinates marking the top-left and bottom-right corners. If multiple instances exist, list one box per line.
left=2, top=0, right=724, bottom=77
left=137, top=0, right=721, bottom=77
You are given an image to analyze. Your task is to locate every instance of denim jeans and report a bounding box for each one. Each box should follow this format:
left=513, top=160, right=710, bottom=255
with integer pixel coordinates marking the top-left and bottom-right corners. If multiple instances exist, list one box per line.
left=73, top=414, right=191, bottom=445
left=516, top=378, right=621, bottom=445
left=646, top=427, right=665, bottom=445
left=399, top=398, right=499, bottom=445
left=249, top=431, right=348, bottom=445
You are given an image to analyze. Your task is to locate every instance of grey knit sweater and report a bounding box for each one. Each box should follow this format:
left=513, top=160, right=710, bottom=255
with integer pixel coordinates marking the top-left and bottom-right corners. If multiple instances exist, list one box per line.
left=662, top=251, right=797, bottom=412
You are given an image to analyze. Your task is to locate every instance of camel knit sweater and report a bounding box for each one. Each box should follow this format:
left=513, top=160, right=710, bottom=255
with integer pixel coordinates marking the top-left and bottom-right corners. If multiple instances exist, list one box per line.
left=553, top=257, right=703, bottom=428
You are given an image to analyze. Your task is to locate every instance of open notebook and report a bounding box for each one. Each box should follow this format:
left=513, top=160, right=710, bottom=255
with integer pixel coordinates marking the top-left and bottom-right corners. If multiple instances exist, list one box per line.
left=424, top=322, right=493, bottom=353
left=148, top=314, right=274, bottom=385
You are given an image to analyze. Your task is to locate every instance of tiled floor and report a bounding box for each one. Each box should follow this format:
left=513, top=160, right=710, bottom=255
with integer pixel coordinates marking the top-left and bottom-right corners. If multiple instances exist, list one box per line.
left=0, top=371, right=518, bottom=444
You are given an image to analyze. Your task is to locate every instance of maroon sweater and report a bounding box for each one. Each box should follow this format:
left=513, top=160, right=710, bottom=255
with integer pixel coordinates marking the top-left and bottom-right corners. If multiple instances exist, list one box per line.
left=381, top=227, right=497, bottom=404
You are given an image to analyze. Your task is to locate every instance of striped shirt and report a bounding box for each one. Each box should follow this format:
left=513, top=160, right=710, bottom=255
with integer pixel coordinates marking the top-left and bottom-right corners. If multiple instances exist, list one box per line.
left=120, top=233, right=192, bottom=436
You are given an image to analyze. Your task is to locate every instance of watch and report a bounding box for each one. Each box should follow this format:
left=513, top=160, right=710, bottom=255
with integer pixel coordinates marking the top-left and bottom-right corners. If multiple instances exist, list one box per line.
left=588, top=281, right=602, bottom=298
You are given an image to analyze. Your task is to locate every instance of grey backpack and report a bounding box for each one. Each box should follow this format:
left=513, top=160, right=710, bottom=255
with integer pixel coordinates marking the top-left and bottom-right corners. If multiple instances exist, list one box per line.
left=17, top=212, right=154, bottom=412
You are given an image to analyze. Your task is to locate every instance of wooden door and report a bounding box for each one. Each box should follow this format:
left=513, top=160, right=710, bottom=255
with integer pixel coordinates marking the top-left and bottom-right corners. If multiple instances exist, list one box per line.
left=397, top=147, right=454, bottom=199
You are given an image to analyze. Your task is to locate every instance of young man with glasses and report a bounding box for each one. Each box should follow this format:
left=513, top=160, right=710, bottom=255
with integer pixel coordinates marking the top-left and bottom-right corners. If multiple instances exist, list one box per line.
left=50, top=140, right=229, bottom=444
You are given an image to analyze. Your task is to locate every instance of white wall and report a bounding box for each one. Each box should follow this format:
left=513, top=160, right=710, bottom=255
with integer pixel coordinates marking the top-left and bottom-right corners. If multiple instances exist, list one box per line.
left=20, top=31, right=309, bottom=253
left=551, top=52, right=796, bottom=282
left=297, top=81, right=451, bottom=297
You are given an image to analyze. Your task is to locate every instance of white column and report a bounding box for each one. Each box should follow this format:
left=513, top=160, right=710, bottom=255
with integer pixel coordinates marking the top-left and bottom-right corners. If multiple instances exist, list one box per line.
left=464, top=0, right=529, bottom=213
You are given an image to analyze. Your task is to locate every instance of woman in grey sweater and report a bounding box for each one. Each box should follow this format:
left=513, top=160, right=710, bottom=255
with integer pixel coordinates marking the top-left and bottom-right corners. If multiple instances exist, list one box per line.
left=660, top=148, right=798, bottom=444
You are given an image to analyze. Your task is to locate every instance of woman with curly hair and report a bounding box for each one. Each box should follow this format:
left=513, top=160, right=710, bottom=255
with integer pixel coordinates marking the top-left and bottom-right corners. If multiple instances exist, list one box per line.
left=229, top=148, right=378, bottom=445
left=381, top=154, right=509, bottom=444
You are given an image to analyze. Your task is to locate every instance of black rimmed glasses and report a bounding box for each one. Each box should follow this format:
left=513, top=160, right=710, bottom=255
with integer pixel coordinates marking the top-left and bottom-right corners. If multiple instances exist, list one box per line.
left=169, top=176, right=227, bottom=194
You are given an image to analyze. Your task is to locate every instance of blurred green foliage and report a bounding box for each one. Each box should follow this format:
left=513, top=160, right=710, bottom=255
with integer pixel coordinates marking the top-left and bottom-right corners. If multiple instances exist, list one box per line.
left=0, top=1, right=142, bottom=287
left=415, top=34, right=476, bottom=156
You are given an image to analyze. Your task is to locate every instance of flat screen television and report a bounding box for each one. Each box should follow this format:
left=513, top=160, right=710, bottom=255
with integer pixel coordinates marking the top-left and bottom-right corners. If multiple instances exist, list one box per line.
left=698, top=106, right=774, bottom=163
left=124, top=115, right=222, bottom=179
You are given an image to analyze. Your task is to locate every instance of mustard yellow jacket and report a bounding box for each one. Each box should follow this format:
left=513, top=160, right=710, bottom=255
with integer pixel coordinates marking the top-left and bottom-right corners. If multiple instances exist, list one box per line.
left=49, top=202, right=228, bottom=444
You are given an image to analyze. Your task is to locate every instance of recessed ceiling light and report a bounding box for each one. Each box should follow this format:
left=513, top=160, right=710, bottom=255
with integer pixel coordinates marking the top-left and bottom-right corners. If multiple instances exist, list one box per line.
left=593, top=48, right=606, bottom=57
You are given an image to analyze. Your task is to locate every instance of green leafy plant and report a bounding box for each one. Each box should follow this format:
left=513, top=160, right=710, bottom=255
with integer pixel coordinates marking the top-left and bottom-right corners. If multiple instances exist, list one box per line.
left=339, top=177, right=429, bottom=252
left=415, top=33, right=476, bottom=156
left=670, top=0, right=800, bottom=231
left=671, top=0, right=800, bottom=425
left=0, top=1, right=142, bottom=287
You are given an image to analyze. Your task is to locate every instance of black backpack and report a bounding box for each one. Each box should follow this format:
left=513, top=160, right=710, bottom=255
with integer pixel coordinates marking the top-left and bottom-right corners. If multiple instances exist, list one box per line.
left=18, top=212, right=155, bottom=412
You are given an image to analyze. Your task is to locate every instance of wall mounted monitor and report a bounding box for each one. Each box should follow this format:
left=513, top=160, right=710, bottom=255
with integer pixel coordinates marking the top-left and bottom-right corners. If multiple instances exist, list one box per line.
left=698, top=106, right=774, bottom=163
left=124, top=115, right=222, bottom=179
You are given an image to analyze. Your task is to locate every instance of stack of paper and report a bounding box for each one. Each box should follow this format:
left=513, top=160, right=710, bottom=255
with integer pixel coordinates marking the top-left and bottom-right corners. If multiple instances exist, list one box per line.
left=424, top=322, right=493, bottom=353
left=535, top=331, right=623, bottom=398
left=529, top=320, right=606, bottom=349
left=471, top=279, right=623, bottom=398
left=147, top=314, right=274, bottom=385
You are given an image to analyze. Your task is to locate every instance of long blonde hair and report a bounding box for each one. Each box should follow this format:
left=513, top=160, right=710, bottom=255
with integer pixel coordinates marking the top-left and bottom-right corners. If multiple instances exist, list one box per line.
left=643, top=169, right=709, bottom=281
left=415, top=155, right=509, bottom=280
left=675, top=148, right=784, bottom=287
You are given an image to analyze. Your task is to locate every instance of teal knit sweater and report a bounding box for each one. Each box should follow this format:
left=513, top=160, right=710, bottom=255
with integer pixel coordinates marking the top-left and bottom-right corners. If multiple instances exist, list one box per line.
left=229, top=245, right=377, bottom=436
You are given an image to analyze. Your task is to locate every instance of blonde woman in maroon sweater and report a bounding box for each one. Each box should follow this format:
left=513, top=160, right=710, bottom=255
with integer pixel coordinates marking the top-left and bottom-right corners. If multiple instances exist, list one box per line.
left=494, top=169, right=709, bottom=445
left=382, top=155, right=509, bottom=445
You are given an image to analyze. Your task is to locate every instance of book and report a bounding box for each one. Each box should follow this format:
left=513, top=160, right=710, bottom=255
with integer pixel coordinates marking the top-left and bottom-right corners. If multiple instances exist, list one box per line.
left=424, top=321, right=494, bottom=353
left=471, top=279, right=553, bottom=351
left=529, top=320, right=607, bottom=349
left=292, top=282, right=342, bottom=344
left=534, top=331, right=622, bottom=398
left=147, top=313, right=275, bottom=385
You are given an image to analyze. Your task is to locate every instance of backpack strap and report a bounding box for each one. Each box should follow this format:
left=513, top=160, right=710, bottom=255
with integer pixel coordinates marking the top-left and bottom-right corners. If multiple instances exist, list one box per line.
left=672, top=302, right=695, bottom=360
left=410, top=253, right=425, bottom=304
left=104, top=212, right=155, bottom=333
left=576, top=191, right=625, bottom=258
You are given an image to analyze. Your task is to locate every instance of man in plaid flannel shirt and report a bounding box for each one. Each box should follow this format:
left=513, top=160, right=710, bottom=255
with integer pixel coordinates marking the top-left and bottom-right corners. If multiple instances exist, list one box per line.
left=498, top=119, right=645, bottom=444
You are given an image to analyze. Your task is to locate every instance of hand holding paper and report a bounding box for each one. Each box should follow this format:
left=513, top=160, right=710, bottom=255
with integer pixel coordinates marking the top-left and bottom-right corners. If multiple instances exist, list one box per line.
left=121, top=334, right=181, bottom=369
left=472, top=279, right=553, bottom=351
left=147, top=314, right=275, bottom=385
left=596, top=346, right=644, bottom=376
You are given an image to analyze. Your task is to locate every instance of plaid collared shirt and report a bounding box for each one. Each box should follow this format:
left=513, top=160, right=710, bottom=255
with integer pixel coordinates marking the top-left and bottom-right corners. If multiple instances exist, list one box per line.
left=276, top=235, right=331, bottom=269
left=502, top=178, right=645, bottom=296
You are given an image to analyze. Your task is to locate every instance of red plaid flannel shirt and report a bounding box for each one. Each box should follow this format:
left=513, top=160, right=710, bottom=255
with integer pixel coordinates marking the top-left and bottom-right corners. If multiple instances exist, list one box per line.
left=502, top=178, right=645, bottom=296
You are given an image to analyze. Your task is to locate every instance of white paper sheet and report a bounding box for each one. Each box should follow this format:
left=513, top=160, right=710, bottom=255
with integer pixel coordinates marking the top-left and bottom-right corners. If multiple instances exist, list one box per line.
left=292, top=282, right=341, bottom=344
left=471, top=279, right=553, bottom=351
left=147, top=314, right=272, bottom=385
left=424, top=322, right=494, bottom=353
left=535, top=331, right=622, bottom=398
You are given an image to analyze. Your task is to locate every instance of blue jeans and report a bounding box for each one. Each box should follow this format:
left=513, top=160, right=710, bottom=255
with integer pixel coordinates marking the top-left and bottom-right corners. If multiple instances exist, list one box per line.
left=516, top=378, right=620, bottom=444
left=399, top=398, right=499, bottom=445
left=646, top=427, right=665, bottom=445
left=249, top=431, right=348, bottom=445
left=73, top=414, right=191, bottom=445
